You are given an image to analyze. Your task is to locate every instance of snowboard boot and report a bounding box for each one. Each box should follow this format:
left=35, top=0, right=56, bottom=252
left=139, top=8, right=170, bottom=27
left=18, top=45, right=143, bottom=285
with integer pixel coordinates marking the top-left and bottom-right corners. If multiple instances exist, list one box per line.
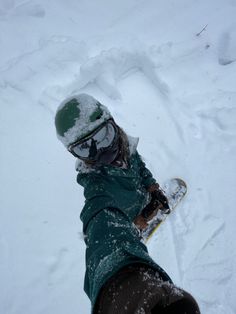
left=94, top=264, right=200, bottom=314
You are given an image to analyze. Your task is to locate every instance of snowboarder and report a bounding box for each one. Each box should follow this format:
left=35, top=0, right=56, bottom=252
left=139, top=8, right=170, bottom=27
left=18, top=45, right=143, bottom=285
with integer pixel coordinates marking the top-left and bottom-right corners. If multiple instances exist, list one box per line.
left=55, top=93, right=200, bottom=314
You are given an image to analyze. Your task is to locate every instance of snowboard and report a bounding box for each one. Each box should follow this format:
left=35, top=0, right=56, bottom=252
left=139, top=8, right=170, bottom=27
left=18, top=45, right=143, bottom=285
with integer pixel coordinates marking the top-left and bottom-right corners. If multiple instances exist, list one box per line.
left=142, top=178, right=187, bottom=243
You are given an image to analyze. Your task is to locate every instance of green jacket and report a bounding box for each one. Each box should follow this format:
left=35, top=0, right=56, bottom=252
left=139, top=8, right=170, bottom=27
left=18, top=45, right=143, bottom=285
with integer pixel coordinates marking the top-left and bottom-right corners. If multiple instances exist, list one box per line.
left=77, top=151, right=172, bottom=311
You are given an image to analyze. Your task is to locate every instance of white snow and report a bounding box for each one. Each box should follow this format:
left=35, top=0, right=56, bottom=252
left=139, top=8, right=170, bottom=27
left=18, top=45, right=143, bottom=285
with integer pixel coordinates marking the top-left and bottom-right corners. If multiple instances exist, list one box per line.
left=1, top=0, right=236, bottom=313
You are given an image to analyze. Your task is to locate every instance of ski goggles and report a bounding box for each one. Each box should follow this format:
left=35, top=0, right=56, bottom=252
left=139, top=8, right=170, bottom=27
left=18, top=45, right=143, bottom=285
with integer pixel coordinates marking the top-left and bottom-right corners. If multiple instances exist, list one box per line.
left=68, top=120, right=118, bottom=161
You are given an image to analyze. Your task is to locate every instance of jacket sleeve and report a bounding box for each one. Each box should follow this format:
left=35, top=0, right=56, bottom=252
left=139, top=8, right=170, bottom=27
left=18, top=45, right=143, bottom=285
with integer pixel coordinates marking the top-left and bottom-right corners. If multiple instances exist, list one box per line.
left=136, top=152, right=157, bottom=189
left=77, top=172, right=115, bottom=232
left=83, top=207, right=172, bottom=311
left=77, top=169, right=172, bottom=312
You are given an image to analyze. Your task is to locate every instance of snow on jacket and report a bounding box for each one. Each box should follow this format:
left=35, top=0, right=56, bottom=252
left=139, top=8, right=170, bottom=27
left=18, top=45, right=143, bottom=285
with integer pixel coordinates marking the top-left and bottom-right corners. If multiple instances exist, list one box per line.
left=76, top=149, right=172, bottom=311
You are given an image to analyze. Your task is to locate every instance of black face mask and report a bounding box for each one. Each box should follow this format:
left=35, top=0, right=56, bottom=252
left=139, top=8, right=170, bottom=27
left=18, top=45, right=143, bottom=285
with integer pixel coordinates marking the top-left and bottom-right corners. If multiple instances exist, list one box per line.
left=68, top=120, right=120, bottom=165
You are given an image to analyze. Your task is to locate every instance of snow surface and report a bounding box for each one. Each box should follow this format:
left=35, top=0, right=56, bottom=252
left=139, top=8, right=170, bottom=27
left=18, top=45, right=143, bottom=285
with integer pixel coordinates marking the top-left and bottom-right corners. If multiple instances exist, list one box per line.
left=1, top=0, right=236, bottom=313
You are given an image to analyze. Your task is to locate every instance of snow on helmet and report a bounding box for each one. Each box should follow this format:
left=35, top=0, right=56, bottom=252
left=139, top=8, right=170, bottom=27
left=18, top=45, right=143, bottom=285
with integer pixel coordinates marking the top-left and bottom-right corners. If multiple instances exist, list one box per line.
left=55, top=94, right=112, bottom=147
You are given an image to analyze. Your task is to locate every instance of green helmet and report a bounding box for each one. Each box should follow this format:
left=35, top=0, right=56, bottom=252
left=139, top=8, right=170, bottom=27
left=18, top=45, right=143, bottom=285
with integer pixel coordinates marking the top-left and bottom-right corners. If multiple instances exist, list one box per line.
left=55, top=94, right=112, bottom=147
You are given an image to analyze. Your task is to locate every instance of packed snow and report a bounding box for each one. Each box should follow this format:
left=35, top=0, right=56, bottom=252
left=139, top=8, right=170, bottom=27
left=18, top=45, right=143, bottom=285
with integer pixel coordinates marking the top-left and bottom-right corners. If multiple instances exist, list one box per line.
left=1, top=0, right=236, bottom=313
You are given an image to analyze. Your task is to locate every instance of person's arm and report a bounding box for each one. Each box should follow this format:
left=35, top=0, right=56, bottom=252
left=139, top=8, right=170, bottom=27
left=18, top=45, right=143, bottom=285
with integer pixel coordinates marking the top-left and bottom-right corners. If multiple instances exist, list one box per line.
left=77, top=167, right=199, bottom=314
left=83, top=207, right=172, bottom=311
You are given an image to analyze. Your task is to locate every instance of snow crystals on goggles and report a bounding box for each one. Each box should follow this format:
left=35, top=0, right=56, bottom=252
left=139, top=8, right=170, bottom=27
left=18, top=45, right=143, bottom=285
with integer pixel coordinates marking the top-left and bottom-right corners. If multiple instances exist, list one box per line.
left=68, top=121, right=117, bottom=160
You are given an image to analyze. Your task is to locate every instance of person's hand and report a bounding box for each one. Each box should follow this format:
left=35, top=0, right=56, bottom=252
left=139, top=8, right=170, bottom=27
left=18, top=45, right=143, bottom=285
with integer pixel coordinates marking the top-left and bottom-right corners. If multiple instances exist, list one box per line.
left=134, top=206, right=159, bottom=230
left=147, top=183, right=160, bottom=193
left=151, top=189, right=169, bottom=211
left=134, top=184, right=170, bottom=230
left=134, top=215, right=149, bottom=230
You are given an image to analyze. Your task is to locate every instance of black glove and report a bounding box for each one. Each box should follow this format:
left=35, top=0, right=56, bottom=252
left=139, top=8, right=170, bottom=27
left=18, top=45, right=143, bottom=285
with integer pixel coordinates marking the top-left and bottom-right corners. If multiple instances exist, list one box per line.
left=151, top=189, right=169, bottom=210
left=141, top=189, right=169, bottom=219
